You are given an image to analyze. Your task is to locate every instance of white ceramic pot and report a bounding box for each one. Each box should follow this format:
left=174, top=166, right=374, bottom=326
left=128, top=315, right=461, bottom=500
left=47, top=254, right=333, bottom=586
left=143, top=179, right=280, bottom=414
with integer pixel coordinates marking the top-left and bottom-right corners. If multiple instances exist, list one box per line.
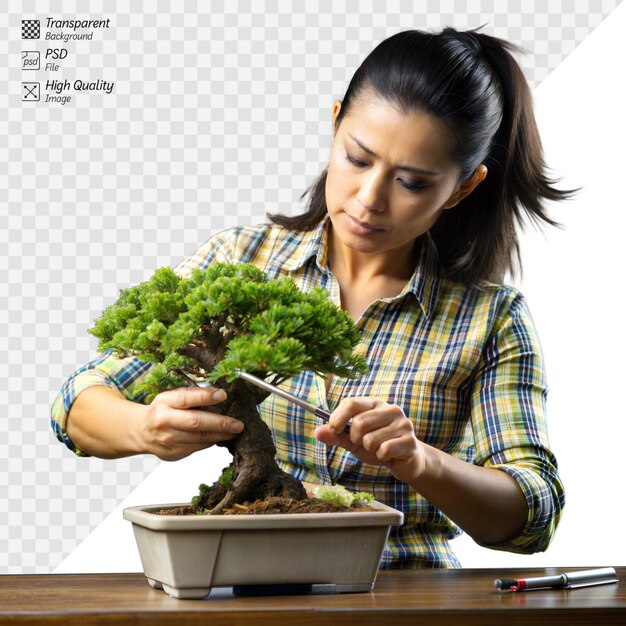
left=123, top=490, right=403, bottom=599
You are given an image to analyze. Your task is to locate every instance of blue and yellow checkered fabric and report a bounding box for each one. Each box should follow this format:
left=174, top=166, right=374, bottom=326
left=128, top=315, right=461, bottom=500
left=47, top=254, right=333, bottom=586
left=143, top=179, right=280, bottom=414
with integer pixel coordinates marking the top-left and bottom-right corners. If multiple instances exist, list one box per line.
left=51, top=218, right=565, bottom=567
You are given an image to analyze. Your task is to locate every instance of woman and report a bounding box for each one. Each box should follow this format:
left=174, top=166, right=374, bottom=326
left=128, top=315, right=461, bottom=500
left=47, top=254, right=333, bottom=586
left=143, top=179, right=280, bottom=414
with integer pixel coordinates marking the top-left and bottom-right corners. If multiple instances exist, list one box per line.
left=51, top=27, right=569, bottom=568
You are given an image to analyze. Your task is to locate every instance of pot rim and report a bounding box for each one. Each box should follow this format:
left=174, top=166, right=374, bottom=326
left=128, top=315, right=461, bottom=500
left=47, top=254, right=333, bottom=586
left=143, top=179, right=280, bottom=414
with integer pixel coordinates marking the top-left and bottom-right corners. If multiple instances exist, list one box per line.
left=123, top=498, right=404, bottom=531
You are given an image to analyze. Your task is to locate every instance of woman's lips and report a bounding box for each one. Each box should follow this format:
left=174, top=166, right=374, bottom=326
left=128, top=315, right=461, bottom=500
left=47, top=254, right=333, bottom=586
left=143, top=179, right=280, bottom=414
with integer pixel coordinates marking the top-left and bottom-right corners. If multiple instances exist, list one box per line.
left=343, top=213, right=385, bottom=235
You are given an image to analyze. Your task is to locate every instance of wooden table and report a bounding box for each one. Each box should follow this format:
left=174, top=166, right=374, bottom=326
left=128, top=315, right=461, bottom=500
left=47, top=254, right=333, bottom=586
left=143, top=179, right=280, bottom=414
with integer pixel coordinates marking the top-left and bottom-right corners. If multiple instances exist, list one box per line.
left=0, top=568, right=623, bottom=625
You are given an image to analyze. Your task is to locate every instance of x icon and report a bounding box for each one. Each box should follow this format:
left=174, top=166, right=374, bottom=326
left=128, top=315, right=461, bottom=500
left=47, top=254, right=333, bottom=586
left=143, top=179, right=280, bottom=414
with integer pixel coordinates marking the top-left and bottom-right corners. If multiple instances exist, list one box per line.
left=22, top=82, right=40, bottom=101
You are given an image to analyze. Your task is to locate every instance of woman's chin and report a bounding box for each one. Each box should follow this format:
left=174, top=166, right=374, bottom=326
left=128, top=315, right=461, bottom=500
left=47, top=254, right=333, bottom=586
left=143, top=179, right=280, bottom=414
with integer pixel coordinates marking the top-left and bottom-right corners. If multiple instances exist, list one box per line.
left=328, top=214, right=386, bottom=253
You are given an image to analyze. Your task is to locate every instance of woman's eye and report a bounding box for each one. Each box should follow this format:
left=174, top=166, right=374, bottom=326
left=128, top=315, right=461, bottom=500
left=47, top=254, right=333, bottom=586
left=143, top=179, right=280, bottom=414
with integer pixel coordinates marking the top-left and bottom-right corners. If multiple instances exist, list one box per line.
left=400, top=180, right=429, bottom=192
left=345, top=153, right=368, bottom=168
left=345, top=152, right=429, bottom=193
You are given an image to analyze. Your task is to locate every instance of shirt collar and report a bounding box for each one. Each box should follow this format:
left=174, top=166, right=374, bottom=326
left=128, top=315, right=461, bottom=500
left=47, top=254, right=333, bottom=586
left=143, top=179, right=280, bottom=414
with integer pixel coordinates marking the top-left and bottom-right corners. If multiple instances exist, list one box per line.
left=273, top=216, right=440, bottom=318
left=397, top=231, right=440, bottom=319
left=278, top=216, right=332, bottom=274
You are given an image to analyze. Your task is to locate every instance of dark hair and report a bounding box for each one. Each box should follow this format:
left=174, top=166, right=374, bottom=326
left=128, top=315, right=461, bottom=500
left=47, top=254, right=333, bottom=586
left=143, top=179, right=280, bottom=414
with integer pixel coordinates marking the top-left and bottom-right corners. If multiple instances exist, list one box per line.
left=269, top=27, right=577, bottom=284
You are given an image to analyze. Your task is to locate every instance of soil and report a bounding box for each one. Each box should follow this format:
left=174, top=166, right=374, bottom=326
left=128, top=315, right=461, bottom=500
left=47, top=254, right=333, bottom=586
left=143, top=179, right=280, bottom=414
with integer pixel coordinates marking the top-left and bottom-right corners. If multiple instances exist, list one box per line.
left=154, top=496, right=376, bottom=516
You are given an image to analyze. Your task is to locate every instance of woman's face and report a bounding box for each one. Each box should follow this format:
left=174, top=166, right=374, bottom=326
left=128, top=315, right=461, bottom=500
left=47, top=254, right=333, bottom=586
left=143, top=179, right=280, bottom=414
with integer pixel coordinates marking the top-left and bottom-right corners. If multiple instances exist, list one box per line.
left=325, top=94, right=480, bottom=259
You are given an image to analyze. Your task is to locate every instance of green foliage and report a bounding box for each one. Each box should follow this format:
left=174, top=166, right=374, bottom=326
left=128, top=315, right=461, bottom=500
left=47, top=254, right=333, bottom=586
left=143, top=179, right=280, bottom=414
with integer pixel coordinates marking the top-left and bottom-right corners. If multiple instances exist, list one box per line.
left=191, top=483, right=212, bottom=513
left=315, top=484, right=375, bottom=507
left=89, top=262, right=368, bottom=402
left=133, top=363, right=189, bottom=403
left=218, top=465, right=235, bottom=489
left=89, top=267, right=189, bottom=354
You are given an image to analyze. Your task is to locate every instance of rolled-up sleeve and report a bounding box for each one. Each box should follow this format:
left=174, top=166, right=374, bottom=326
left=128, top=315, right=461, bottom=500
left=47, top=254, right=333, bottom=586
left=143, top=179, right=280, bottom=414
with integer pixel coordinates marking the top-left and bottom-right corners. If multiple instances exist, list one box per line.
left=50, top=350, right=154, bottom=456
left=469, top=292, right=565, bottom=553
left=50, top=227, right=237, bottom=456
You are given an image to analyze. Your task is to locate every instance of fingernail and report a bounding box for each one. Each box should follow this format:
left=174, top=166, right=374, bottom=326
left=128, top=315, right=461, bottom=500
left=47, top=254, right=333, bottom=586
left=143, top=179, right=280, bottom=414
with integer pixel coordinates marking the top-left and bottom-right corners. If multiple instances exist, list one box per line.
left=213, top=389, right=227, bottom=402
left=229, top=421, right=244, bottom=433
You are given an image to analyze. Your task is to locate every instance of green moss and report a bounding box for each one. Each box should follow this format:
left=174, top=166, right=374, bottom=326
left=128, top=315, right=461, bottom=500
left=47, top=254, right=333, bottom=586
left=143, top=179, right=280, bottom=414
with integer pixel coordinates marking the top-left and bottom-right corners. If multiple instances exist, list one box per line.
left=353, top=491, right=375, bottom=504
left=315, top=484, right=374, bottom=507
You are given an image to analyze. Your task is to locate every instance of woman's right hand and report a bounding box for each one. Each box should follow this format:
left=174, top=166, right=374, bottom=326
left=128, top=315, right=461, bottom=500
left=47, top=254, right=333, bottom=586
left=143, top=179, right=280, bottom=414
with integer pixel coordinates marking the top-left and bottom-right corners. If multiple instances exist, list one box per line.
left=139, top=387, right=244, bottom=461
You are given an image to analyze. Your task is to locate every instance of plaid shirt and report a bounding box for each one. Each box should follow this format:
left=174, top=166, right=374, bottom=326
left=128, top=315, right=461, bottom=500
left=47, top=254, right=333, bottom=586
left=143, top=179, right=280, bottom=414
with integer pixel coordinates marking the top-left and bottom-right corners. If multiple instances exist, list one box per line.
left=51, top=218, right=565, bottom=568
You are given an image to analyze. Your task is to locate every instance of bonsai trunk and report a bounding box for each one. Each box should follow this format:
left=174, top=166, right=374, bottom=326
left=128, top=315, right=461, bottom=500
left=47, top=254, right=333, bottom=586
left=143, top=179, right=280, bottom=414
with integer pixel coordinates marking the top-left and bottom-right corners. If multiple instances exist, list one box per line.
left=195, top=378, right=307, bottom=513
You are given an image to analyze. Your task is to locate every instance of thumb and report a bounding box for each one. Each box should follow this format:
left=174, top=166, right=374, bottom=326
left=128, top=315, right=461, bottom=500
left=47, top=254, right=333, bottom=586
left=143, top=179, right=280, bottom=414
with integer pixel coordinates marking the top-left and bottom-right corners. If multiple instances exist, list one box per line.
left=165, top=386, right=227, bottom=409
left=314, top=424, right=353, bottom=450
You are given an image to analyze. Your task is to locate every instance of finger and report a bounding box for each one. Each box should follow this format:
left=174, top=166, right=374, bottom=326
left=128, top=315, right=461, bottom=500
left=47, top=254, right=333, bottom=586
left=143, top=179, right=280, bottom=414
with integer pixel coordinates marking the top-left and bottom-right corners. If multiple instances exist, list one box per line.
left=314, top=424, right=358, bottom=452
left=374, top=433, right=418, bottom=464
left=360, top=423, right=406, bottom=454
left=352, top=402, right=414, bottom=434
left=169, top=408, right=244, bottom=435
left=348, top=408, right=394, bottom=440
left=156, top=441, right=218, bottom=462
left=341, top=404, right=408, bottom=450
left=153, top=419, right=242, bottom=453
left=157, top=386, right=227, bottom=409
left=328, top=397, right=379, bottom=433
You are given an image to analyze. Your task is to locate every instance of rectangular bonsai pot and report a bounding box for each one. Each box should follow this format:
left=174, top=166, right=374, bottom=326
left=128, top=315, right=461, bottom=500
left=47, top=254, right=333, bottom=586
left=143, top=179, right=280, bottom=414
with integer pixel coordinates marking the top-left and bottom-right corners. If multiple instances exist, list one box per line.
left=123, top=490, right=404, bottom=599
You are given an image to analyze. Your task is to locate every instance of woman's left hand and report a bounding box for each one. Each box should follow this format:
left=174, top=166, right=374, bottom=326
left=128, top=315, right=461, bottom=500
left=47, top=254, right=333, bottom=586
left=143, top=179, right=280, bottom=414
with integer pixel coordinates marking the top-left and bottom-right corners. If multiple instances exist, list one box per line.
left=314, top=397, right=426, bottom=484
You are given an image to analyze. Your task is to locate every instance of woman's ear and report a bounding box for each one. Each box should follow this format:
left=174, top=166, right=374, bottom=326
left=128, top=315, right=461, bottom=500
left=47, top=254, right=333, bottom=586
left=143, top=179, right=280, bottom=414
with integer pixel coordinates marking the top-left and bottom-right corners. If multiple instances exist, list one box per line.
left=332, top=100, right=342, bottom=137
left=443, top=164, right=488, bottom=209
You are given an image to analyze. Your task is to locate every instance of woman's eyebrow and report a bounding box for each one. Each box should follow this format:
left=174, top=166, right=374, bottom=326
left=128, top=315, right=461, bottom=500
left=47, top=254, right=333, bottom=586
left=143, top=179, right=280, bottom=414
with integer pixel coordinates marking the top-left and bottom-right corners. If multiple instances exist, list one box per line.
left=347, top=133, right=442, bottom=176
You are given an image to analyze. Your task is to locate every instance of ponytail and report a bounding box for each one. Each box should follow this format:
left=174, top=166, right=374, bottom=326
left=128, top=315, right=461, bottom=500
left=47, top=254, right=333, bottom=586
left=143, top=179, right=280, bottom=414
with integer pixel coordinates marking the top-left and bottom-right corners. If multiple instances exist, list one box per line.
left=270, top=27, right=577, bottom=284
left=428, top=29, right=575, bottom=283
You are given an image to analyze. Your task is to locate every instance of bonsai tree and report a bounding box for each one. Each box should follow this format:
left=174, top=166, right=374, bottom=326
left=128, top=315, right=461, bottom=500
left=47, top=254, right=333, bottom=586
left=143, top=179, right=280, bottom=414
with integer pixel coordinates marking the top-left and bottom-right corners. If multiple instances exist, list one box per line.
left=89, top=262, right=367, bottom=514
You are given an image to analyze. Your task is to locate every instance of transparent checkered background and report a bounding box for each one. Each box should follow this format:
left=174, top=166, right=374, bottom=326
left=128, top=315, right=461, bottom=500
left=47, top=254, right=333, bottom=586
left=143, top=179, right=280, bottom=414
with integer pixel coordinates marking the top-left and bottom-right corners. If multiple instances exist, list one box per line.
left=0, top=0, right=621, bottom=573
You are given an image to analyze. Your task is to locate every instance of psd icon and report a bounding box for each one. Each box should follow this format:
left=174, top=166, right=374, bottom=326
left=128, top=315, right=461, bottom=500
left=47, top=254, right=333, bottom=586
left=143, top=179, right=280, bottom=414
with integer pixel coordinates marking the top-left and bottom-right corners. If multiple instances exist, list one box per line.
left=22, top=19, right=40, bottom=39
left=22, top=51, right=40, bottom=70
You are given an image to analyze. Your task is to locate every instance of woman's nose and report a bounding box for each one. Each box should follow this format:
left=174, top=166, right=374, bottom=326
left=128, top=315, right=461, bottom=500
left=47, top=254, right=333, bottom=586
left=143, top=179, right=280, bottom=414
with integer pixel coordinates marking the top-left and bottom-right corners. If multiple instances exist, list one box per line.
left=356, top=169, right=387, bottom=213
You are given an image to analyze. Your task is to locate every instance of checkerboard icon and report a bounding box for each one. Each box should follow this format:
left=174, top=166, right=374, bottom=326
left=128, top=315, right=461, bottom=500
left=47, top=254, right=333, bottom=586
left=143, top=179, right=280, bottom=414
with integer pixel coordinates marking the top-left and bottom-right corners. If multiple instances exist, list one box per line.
left=22, top=19, right=40, bottom=39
